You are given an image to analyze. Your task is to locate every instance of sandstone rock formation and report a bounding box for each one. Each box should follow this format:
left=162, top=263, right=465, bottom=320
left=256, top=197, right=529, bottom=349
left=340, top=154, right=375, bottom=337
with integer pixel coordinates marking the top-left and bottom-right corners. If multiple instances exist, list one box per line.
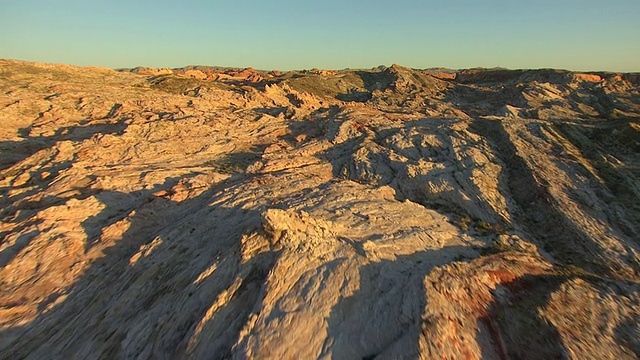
left=125, top=66, right=270, bottom=84
left=1, top=59, right=639, bottom=359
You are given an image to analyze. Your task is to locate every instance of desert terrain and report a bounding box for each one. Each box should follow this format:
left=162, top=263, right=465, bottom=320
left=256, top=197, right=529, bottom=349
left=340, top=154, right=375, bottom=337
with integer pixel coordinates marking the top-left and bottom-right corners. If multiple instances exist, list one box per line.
left=0, top=59, right=639, bottom=359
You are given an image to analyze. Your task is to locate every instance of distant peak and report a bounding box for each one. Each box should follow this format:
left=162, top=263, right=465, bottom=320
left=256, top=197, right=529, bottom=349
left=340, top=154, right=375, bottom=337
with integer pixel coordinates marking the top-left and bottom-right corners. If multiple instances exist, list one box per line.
left=389, top=64, right=410, bottom=72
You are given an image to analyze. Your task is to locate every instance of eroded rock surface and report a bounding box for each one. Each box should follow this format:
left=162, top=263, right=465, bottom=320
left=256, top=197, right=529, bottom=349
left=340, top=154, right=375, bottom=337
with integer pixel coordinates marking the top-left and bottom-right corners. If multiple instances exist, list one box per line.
left=1, top=59, right=639, bottom=359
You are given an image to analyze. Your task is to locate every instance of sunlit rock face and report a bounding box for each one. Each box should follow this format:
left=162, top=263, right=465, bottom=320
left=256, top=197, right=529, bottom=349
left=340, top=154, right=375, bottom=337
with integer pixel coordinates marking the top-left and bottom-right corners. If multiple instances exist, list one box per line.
left=1, top=59, right=639, bottom=359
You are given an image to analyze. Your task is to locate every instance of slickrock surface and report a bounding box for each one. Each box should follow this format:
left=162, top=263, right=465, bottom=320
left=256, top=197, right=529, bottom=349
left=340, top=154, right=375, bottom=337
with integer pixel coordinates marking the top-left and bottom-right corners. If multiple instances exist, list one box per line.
left=1, top=59, right=639, bottom=359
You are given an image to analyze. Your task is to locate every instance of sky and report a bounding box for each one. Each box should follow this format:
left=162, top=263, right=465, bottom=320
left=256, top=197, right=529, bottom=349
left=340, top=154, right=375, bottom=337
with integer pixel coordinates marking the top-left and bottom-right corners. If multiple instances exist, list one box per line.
left=1, top=0, right=639, bottom=71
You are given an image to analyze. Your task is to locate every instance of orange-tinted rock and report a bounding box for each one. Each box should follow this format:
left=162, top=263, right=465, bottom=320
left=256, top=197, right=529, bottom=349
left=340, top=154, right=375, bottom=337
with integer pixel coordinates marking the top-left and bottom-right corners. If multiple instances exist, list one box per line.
left=1, top=59, right=639, bottom=359
left=184, top=69, right=207, bottom=80
left=574, top=73, right=603, bottom=82
left=130, top=67, right=174, bottom=76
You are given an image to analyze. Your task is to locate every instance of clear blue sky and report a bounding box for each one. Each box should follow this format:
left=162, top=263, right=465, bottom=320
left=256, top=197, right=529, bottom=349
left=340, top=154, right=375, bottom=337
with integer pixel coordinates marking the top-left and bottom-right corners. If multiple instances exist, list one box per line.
left=1, top=0, right=639, bottom=71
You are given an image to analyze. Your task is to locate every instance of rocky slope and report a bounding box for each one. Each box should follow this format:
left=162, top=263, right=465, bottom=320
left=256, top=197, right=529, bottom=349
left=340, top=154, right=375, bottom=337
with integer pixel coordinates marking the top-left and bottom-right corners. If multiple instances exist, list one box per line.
left=1, top=59, right=639, bottom=359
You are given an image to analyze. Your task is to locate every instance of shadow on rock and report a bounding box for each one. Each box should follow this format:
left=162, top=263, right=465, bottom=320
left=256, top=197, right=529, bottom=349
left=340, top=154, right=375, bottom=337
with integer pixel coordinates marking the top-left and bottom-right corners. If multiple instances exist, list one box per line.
left=0, top=175, right=275, bottom=359
left=323, top=246, right=468, bottom=359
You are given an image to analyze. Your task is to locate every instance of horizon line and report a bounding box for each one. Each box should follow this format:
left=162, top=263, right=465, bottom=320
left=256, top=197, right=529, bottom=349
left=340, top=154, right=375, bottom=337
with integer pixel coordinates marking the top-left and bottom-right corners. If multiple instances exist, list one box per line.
left=2, top=58, right=640, bottom=75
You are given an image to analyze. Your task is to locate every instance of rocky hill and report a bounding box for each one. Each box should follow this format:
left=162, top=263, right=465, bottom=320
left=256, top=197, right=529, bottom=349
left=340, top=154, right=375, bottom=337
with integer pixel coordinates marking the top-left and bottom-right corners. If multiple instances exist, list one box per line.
left=1, top=59, right=639, bottom=359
